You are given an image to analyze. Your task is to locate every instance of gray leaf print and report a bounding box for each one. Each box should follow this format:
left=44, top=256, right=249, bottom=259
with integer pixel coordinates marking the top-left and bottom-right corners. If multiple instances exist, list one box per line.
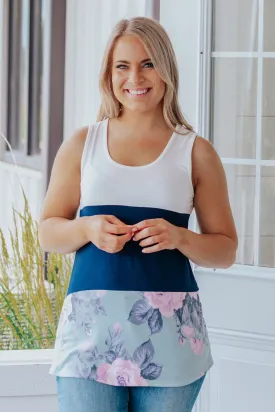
left=84, top=325, right=93, bottom=336
left=104, top=350, right=117, bottom=363
left=197, top=300, right=206, bottom=332
left=128, top=299, right=152, bottom=325
left=175, top=307, right=183, bottom=324
left=148, top=309, right=163, bottom=335
left=133, top=339, right=154, bottom=369
left=190, top=308, right=201, bottom=332
left=109, top=326, right=122, bottom=341
left=141, top=363, right=163, bottom=380
left=78, top=358, right=92, bottom=379
left=68, top=311, right=75, bottom=322
left=97, top=305, right=106, bottom=316
left=182, top=302, right=191, bottom=324
left=118, top=347, right=127, bottom=359
left=112, top=341, right=124, bottom=356
left=88, top=364, right=97, bottom=380
left=79, top=347, right=98, bottom=363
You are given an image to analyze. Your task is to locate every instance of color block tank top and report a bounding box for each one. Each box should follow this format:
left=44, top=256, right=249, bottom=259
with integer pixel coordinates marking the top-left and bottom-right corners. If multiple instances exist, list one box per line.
left=49, top=118, right=214, bottom=387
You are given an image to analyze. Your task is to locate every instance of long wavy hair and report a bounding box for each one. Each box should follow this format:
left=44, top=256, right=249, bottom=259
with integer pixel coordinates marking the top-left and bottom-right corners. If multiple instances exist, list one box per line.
left=97, top=16, right=193, bottom=134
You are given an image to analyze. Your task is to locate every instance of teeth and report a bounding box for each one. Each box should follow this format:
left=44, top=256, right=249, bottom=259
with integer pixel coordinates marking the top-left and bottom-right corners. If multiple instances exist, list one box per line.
left=127, top=89, right=149, bottom=95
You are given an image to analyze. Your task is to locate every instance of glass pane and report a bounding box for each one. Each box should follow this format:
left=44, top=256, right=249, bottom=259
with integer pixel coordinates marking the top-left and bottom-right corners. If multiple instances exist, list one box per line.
left=264, top=0, right=275, bottom=51
left=211, top=58, right=257, bottom=158
left=262, top=59, right=275, bottom=160
left=29, top=0, right=43, bottom=155
left=259, top=167, right=275, bottom=268
left=224, top=165, right=256, bottom=265
left=39, top=0, right=47, bottom=153
left=18, top=0, right=30, bottom=153
left=213, top=0, right=258, bottom=52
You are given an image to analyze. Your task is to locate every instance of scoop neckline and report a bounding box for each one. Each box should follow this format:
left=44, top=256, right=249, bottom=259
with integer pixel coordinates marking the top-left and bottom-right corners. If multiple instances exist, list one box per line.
left=104, top=118, right=178, bottom=170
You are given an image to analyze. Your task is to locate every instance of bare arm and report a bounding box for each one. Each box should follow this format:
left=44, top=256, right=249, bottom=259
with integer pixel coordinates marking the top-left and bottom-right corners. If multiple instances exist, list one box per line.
left=177, top=136, right=238, bottom=269
left=38, top=127, right=90, bottom=254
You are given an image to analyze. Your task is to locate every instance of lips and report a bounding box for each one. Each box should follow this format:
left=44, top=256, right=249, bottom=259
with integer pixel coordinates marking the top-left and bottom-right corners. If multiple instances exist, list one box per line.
left=124, top=88, right=152, bottom=96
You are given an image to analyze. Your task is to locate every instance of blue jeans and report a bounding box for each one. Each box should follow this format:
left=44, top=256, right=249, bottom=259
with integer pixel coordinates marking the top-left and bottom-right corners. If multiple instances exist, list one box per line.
left=56, top=375, right=206, bottom=412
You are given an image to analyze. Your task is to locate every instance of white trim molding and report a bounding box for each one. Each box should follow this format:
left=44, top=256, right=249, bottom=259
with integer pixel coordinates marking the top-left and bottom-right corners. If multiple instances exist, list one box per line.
left=0, top=0, right=9, bottom=158
left=0, top=349, right=53, bottom=366
left=195, top=264, right=275, bottom=283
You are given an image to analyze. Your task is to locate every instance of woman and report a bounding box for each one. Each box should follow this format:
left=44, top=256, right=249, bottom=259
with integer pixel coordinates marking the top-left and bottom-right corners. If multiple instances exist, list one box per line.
left=39, top=16, right=238, bottom=412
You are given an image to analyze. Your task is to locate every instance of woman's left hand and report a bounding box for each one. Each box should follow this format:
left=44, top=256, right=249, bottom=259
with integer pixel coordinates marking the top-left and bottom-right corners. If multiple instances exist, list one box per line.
left=132, top=218, right=184, bottom=253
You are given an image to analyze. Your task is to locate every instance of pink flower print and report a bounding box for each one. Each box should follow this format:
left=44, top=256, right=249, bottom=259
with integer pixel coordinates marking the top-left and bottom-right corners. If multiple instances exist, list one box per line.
left=179, top=336, right=187, bottom=346
left=182, top=325, right=195, bottom=338
left=97, top=358, right=148, bottom=386
left=144, top=292, right=186, bottom=317
left=96, top=290, right=107, bottom=297
left=190, top=338, right=203, bottom=355
left=113, top=322, right=122, bottom=334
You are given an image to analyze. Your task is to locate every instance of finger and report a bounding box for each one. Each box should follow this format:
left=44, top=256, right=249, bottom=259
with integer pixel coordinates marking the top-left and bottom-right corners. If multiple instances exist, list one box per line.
left=106, top=215, right=126, bottom=226
left=106, top=222, right=135, bottom=236
left=139, top=235, right=163, bottom=247
left=113, top=232, right=132, bottom=248
left=134, top=219, right=160, bottom=231
left=141, top=241, right=167, bottom=253
left=102, top=233, right=131, bottom=252
left=104, top=216, right=135, bottom=235
left=133, top=227, right=160, bottom=242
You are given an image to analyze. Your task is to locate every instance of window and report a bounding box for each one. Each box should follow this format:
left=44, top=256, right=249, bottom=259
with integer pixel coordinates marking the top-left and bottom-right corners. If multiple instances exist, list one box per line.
left=0, top=0, right=66, bottom=350
left=6, top=0, right=46, bottom=169
left=202, top=0, right=275, bottom=268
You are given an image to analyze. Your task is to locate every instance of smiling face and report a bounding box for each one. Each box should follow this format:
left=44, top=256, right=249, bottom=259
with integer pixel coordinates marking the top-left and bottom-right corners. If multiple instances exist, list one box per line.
left=111, top=35, right=166, bottom=114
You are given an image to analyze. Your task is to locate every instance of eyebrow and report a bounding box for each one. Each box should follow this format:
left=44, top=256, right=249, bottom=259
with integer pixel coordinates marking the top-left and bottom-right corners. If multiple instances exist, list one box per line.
left=115, top=58, right=151, bottom=64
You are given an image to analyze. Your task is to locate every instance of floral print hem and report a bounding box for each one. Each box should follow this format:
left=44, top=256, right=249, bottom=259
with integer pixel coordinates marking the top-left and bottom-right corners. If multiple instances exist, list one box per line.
left=49, top=290, right=214, bottom=387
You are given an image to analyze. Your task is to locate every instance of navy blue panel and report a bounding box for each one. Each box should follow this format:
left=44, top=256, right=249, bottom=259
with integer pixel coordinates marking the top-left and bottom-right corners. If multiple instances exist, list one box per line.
left=67, top=205, right=199, bottom=295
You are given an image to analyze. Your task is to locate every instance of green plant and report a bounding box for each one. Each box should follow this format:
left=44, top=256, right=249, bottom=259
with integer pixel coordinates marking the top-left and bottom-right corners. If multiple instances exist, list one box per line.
left=0, top=191, right=72, bottom=350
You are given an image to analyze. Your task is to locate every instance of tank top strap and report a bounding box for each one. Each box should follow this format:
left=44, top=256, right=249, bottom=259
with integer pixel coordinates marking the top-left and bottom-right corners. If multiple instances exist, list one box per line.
left=80, top=121, right=102, bottom=177
left=185, top=130, right=198, bottom=184
left=172, top=126, right=198, bottom=187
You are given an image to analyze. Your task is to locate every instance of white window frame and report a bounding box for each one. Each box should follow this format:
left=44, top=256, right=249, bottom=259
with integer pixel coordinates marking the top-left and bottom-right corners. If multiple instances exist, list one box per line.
left=195, top=0, right=275, bottom=277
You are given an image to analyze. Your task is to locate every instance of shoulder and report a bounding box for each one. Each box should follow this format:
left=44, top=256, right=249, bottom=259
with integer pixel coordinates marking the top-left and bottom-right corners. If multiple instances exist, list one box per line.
left=192, top=135, right=217, bottom=160
left=64, top=126, right=89, bottom=150
left=53, top=126, right=89, bottom=168
left=192, top=136, right=224, bottom=187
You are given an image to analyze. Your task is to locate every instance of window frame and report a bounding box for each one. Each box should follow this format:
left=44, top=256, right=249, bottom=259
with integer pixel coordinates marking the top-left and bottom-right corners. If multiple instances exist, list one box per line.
left=4, top=0, right=43, bottom=169
left=197, top=0, right=275, bottom=273
left=0, top=0, right=66, bottom=289
left=1, top=0, right=66, bottom=176
left=0, top=0, right=9, bottom=156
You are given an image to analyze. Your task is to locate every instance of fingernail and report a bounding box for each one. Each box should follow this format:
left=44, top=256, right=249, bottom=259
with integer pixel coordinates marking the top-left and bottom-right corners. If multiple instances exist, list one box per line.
left=132, top=228, right=138, bottom=232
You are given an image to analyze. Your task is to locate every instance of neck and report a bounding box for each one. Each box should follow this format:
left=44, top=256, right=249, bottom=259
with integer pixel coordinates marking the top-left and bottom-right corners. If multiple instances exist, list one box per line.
left=117, top=106, right=169, bottom=132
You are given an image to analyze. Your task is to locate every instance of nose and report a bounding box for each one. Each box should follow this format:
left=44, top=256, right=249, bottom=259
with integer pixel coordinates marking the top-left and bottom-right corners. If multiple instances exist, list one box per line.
left=128, top=68, right=144, bottom=85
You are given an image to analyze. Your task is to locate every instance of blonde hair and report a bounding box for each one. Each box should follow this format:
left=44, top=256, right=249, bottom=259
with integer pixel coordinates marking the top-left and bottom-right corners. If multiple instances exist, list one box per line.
left=97, top=16, right=193, bottom=134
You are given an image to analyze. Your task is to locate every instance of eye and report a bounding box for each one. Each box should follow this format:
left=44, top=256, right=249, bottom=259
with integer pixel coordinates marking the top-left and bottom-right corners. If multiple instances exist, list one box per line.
left=144, top=62, right=154, bottom=68
left=116, top=64, right=128, bottom=69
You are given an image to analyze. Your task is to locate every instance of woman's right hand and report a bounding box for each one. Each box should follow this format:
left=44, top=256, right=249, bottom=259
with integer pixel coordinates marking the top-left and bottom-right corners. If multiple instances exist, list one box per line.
left=83, top=214, right=136, bottom=253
